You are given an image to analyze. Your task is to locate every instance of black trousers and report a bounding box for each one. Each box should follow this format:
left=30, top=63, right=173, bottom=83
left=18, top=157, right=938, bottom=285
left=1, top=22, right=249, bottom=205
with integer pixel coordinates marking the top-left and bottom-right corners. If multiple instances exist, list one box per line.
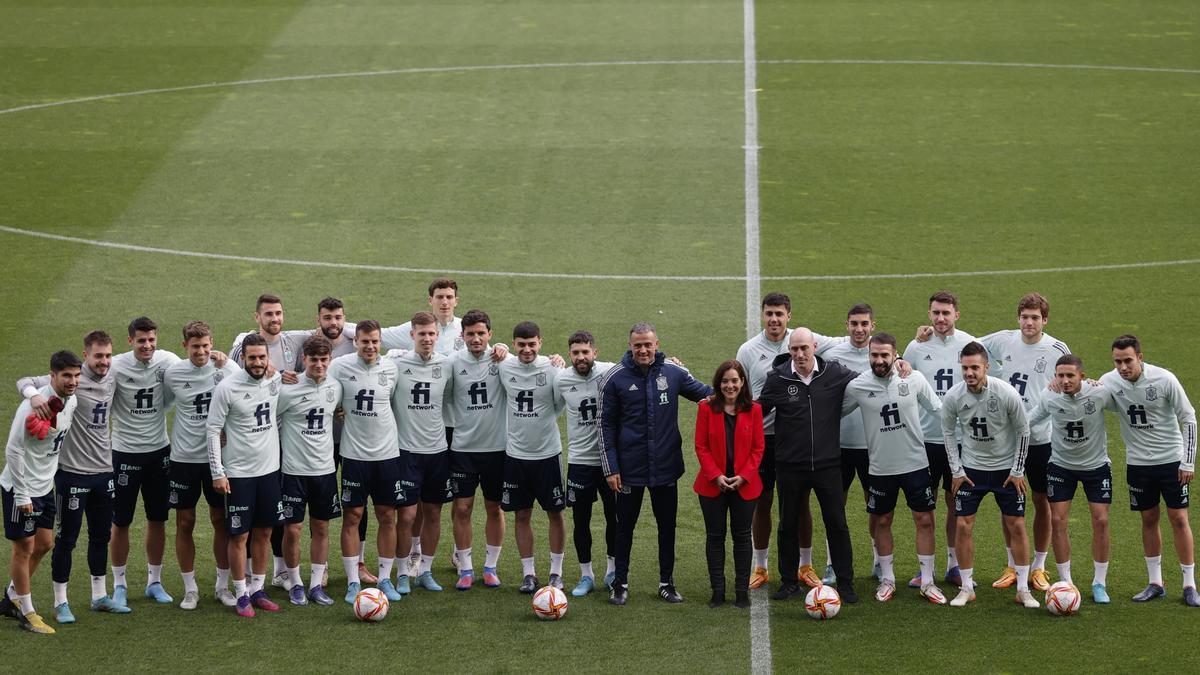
left=776, top=465, right=854, bottom=584
left=613, top=484, right=678, bottom=584
left=698, top=492, right=756, bottom=593
left=573, top=486, right=617, bottom=566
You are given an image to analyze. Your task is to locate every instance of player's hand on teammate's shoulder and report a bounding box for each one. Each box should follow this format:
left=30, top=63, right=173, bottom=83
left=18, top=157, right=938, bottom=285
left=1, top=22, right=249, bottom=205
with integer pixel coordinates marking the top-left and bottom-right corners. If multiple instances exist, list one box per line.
left=894, top=359, right=912, bottom=377
left=915, top=325, right=934, bottom=342
left=491, top=343, right=510, bottom=362
left=548, top=354, right=565, bottom=368
left=281, top=370, right=299, bottom=385
left=211, top=350, right=228, bottom=368
left=30, top=393, right=51, bottom=420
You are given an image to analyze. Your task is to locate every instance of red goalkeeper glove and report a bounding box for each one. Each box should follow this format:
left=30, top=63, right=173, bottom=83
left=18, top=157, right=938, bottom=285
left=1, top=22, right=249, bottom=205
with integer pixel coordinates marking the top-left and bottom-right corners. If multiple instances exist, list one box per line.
left=25, top=414, right=51, bottom=441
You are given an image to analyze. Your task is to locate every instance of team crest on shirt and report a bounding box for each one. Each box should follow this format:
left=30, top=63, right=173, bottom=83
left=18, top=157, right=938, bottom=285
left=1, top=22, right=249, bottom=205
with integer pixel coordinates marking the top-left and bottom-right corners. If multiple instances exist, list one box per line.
left=432, top=366, right=442, bottom=380
left=536, top=373, right=547, bottom=387
left=1084, top=400, right=1096, bottom=415
left=1146, top=386, right=1158, bottom=401
left=897, top=383, right=910, bottom=397
left=987, top=398, right=1000, bottom=413
left=1034, top=357, right=1047, bottom=374
left=155, top=368, right=165, bottom=383
left=326, top=389, right=336, bottom=402
left=488, top=364, right=498, bottom=376
left=230, top=515, right=241, bottom=529
left=378, top=373, right=389, bottom=387
left=656, top=375, right=668, bottom=391
left=787, top=385, right=799, bottom=396
left=214, top=371, right=224, bottom=383
left=269, top=381, right=279, bottom=395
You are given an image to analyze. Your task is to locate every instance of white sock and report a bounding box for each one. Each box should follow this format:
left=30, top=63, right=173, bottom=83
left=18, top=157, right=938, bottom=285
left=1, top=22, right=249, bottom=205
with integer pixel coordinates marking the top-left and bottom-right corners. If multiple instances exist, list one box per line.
left=1056, top=561, right=1073, bottom=586
left=580, top=561, right=594, bottom=579
left=1183, top=563, right=1196, bottom=589
left=215, top=567, right=230, bottom=591
left=17, top=593, right=34, bottom=615
left=961, top=567, right=975, bottom=592
left=522, top=556, right=536, bottom=577
left=181, top=571, right=198, bottom=594
left=147, top=563, right=162, bottom=586
left=249, top=574, right=265, bottom=594
left=411, top=537, right=422, bottom=558
left=1094, top=561, right=1109, bottom=586
left=244, top=557, right=252, bottom=578
left=393, top=557, right=408, bottom=578
left=1005, top=547, right=1015, bottom=568
left=358, top=541, right=366, bottom=565
left=798, top=547, right=813, bottom=567
left=233, top=578, right=247, bottom=598
left=91, top=575, right=107, bottom=600
left=1146, top=555, right=1163, bottom=586
left=918, top=554, right=935, bottom=586
left=1015, top=564, right=1030, bottom=592
left=5, top=581, right=14, bottom=600
left=309, top=563, right=326, bottom=590
left=420, top=554, right=435, bottom=575
left=879, top=554, right=895, bottom=583
left=824, top=541, right=832, bottom=567
left=379, top=557, right=394, bottom=583
left=457, top=548, right=474, bottom=573
left=273, top=556, right=286, bottom=577
left=871, top=538, right=879, bottom=565
left=112, top=565, right=127, bottom=588
left=342, top=556, right=360, bottom=585
left=53, top=582, right=68, bottom=607
left=550, top=552, right=564, bottom=576
left=947, top=547, right=958, bottom=570
left=287, top=567, right=302, bottom=590
left=1032, top=550, right=1048, bottom=571
left=754, top=548, right=768, bottom=569
left=485, top=545, right=503, bottom=569
left=606, top=555, right=616, bottom=576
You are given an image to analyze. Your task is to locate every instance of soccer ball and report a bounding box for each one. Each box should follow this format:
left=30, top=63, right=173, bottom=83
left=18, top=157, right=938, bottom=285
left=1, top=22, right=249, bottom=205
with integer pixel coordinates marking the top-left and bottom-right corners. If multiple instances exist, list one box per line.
left=354, top=587, right=389, bottom=622
left=1045, top=582, right=1081, bottom=616
left=531, top=585, right=568, bottom=620
left=804, top=584, right=841, bottom=620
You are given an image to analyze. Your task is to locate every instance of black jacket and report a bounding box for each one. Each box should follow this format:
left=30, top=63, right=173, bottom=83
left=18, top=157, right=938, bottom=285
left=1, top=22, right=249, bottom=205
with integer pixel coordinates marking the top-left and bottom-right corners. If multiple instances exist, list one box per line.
left=758, top=354, right=857, bottom=472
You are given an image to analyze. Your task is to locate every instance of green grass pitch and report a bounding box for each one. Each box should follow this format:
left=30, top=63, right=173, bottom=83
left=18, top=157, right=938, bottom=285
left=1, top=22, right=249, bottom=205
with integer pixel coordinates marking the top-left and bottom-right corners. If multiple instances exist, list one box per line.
left=1, top=0, right=1198, bottom=671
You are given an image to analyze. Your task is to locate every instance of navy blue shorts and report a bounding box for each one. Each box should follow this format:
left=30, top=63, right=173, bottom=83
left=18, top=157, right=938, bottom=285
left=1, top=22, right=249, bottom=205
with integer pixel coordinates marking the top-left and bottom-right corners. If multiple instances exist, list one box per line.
left=3, top=488, right=55, bottom=540
left=168, top=461, right=223, bottom=511
left=1046, top=462, right=1113, bottom=504
left=225, top=472, right=284, bottom=535
left=954, top=467, right=1026, bottom=517
left=841, top=448, right=869, bottom=493
left=1128, top=462, right=1190, bottom=511
left=925, top=442, right=957, bottom=493
left=112, top=446, right=171, bottom=526
left=759, top=434, right=776, bottom=492
left=1025, top=443, right=1052, bottom=494
left=55, top=470, right=114, bottom=515
left=282, top=472, right=342, bottom=523
left=397, top=450, right=453, bottom=507
left=339, top=457, right=402, bottom=509
left=867, top=468, right=936, bottom=515
left=501, top=456, right=565, bottom=513
left=450, top=450, right=506, bottom=502
left=566, top=463, right=611, bottom=507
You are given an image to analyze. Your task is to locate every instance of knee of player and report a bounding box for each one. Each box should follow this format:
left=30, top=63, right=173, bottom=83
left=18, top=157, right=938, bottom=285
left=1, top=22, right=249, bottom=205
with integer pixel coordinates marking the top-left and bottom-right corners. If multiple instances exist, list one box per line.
left=1167, top=509, right=1192, bottom=530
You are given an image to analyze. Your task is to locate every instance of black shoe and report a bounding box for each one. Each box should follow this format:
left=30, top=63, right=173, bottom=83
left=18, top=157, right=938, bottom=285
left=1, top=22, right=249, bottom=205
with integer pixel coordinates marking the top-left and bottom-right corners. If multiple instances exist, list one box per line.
left=837, top=581, right=858, bottom=604
left=708, top=590, right=725, bottom=608
left=659, top=583, right=683, bottom=604
left=609, top=583, right=628, bottom=606
left=734, top=591, right=750, bottom=609
left=518, top=575, right=539, bottom=594
left=0, top=595, right=20, bottom=620
left=770, top=582, right=801, bottom=601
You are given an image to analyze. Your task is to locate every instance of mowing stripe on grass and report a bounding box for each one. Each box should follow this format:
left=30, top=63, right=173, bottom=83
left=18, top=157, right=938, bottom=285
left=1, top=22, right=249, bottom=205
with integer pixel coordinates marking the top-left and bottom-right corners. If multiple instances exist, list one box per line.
left=2, top=226, right=1197, bottom=283
left=743, top=1, right=773, bottom=673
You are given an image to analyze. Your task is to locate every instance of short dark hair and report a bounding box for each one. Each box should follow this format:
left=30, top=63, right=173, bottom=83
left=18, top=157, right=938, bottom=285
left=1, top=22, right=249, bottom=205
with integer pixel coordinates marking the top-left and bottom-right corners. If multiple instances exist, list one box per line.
left=83, top=331, right=112, bottom=349
left=182, top=320, right=211, bottom=342
left=568, top=330, right=595, bottom=348
left=428, top=278, right=458, bottom=297
left=242, top=333, right=268, bottom=350
left=461, top=309, right=491, bottom=331
left=256, top=293, right=283, bottom=311
left=513, top=321, right=540, bottom=340
left=709, top=360, right=754, bottom=413
left=303, top=335, right=333, bottom=357
left=1056, top=354, right=1084, bottom=371
left=1018, top=293, right=1049, bottom=320
left=762, top=292, right=791, bottom=312
left=128, top=316, right=157, bottom=337
left=629, top=322, right=656, bottom=336
left=959, top=341, right=989, bottom=362
left=356, top=319, right=381, bottom=337
left=848, top=303, right=874, bottom=319
left=51, top=350, right=82, bottom=372
left=930, top=290, right=959, bottom=309
left=317, top=297, right=343, bottom=313
left=869, top=332, right=896, bottom=350
left=411, top=311, right=437, bottom=327
left=1112, top=334, right=1141, bottom=353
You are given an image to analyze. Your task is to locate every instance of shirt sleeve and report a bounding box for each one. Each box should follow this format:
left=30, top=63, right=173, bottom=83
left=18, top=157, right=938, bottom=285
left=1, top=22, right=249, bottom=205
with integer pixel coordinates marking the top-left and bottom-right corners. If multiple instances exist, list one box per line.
left=381, top=324, right=414, bottom=352
left=1009, top=390, right=1031, bottom=477
left=917, top=375, right=941, bottom=414
left=677, top=366, right=713, bottom=403
left=6, top=410, right=32, bottom=505
left=17, top=374, right=50, bottom=399
left=1168, top=374, right=1197, bottom=471
left=598, top=372, right=621, bottom=476
left=840, top=388, right=859, bottom=418
left=205, top=386, right=230, bottom=480
left=941, top=393, right=964, bottom=477
left=813, top=332, right=848, bottom=356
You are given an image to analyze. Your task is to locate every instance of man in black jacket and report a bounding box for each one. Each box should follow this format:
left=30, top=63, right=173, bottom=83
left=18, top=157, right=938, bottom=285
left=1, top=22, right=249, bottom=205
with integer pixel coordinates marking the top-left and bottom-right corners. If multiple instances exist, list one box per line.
left=758, top=328, right=860, bottom=604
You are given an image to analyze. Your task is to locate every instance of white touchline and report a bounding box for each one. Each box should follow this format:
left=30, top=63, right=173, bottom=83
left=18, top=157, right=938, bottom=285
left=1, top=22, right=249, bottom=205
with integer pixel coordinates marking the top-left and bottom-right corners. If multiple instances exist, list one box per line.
left=1, top=225, right=1197, bottom=282
left=743, top=1, right=773, bottom=674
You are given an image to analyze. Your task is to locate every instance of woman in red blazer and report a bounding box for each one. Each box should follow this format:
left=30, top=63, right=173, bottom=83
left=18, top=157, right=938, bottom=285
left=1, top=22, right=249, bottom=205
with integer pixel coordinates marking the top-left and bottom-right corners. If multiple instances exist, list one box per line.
left=694, top=360, right=764, bottom=609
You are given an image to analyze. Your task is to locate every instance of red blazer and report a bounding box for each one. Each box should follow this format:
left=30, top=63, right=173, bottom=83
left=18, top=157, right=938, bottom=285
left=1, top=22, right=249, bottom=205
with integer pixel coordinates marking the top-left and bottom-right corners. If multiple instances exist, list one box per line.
left=693, top=401, right=764, bottom=500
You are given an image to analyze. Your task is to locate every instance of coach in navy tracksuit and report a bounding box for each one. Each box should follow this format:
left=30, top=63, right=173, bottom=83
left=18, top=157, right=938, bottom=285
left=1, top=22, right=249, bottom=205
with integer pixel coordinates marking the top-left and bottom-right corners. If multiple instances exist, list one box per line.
left=600, top=323, right=712, bottom=605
